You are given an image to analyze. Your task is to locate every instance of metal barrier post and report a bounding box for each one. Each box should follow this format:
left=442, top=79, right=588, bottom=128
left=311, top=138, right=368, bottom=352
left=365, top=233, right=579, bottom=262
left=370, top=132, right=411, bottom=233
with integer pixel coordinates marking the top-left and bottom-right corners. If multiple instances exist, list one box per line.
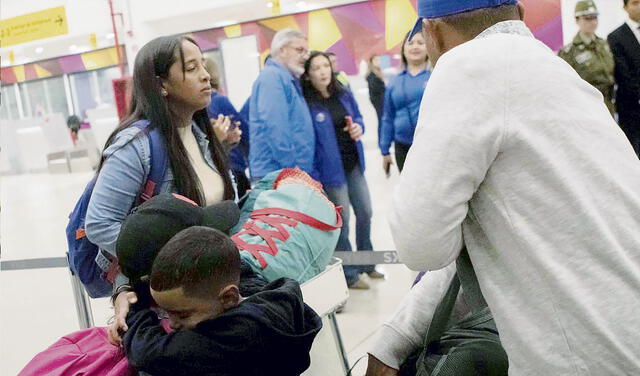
left=68, top=269, right=94, bottom=328
left=327, top=312, right=351, bottom=374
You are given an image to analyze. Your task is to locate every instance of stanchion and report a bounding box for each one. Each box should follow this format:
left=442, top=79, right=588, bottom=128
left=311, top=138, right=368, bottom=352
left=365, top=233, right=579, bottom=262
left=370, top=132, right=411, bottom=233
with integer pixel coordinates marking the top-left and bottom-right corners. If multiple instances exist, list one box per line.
left=68, top=268, right=94, bottom=328
left=327, top=312, right=351, bottom=374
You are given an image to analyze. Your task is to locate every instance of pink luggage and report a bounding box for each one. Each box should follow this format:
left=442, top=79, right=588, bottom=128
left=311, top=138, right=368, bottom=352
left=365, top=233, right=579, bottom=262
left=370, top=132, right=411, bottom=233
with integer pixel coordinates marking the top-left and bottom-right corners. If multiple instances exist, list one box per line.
left=18, top=327, right=133, bottom=376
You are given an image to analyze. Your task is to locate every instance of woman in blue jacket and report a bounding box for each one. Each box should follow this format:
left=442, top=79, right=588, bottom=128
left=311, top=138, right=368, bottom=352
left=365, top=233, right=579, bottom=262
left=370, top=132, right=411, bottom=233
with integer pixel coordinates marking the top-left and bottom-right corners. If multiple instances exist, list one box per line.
left=380, top=32, right=431, bottom=173
left=302, top=51, right=382, bottom=290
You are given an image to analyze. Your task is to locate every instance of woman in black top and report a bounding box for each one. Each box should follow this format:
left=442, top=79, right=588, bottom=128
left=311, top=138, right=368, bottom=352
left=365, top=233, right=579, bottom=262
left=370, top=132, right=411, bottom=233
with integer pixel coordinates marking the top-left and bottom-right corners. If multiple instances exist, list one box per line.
left=301, top=51, right=383, bottom=290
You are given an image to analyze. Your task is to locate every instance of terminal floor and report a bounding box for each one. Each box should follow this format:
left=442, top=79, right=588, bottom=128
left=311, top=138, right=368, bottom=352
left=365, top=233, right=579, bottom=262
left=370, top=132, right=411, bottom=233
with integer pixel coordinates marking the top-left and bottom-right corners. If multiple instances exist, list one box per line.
left=1, top=146, right=417, bottom=376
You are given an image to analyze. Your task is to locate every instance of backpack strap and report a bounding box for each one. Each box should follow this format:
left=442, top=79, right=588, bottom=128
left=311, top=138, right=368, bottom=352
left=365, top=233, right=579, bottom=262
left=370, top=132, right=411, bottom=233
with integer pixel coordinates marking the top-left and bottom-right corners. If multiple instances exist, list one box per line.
left=250, top=207, right=343, bottom=231
left=131, top=120, right=169, bottom=204
left=103, top=122, right=168, bottom=284
left=231, top=206, right=343, bottom=269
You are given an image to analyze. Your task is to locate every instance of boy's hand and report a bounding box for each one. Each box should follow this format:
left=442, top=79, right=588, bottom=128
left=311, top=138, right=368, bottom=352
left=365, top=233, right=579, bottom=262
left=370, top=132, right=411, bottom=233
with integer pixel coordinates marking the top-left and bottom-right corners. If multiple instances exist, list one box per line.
left=108, top=291, right=138, bottom=346
left=365, top=354, right=399, bottom=376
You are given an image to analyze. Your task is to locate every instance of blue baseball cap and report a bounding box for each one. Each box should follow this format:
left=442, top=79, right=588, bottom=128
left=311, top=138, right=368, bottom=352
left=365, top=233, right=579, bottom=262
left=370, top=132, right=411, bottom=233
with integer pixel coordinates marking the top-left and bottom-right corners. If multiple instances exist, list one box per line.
left=409, top=0, right=518, bottom=40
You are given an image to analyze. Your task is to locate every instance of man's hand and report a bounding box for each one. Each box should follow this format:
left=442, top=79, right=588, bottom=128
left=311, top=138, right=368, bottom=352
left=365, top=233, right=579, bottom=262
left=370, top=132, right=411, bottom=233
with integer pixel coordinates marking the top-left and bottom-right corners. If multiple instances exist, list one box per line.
left=343, top=122, right=363, bottom=141
left=382, top=155, right=393, bottom=177
left=365, top=354, right=399, bottom=376
left=108, top=291, right=138, bottom=346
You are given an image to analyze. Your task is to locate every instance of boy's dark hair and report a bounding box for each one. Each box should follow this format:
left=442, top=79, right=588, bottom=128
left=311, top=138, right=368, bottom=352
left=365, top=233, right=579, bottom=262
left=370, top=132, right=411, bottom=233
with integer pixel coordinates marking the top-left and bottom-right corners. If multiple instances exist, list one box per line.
left=150, top=226, right=240, bottom=299
left=437, top=4, right=521, bottom=39
left=624, top=0, right=628, bottom=6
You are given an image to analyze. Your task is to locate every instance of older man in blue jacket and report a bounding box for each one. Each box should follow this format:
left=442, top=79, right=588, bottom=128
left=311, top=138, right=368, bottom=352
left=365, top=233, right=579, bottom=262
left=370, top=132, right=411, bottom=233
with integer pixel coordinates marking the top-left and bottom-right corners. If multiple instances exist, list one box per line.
left=249, top=29, right=315, bottom=179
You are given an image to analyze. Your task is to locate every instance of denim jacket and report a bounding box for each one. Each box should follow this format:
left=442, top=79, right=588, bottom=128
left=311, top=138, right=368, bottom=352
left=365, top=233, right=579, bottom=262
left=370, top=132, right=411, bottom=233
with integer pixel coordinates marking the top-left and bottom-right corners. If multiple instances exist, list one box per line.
left=85, top=123, right=235, bottom=286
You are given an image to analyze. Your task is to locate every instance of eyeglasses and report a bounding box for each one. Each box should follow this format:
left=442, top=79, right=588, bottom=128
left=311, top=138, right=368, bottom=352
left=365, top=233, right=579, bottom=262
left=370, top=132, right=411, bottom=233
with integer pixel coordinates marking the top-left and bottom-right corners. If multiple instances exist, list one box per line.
left=289, top=46, right=309, bottom=56
left=581, top=15, right=598, bottom=21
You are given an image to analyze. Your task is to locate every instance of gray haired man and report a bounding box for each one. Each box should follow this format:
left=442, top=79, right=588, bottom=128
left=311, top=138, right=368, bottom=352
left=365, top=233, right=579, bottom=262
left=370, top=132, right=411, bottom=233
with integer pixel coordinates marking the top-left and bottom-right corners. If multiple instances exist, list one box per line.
left=248, top=29, right=315, bottom=180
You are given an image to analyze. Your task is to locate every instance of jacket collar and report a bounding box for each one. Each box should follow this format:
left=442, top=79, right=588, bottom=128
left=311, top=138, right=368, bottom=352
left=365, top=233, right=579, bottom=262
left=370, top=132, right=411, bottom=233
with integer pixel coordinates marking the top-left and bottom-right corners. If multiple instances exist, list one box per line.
left=400, top=68, right=428, bottom=77
left=476, top=20, right=534, bottom=40
left=267, top=59, right=297, bottom=80
left=572, top=32, right=601, bottom=46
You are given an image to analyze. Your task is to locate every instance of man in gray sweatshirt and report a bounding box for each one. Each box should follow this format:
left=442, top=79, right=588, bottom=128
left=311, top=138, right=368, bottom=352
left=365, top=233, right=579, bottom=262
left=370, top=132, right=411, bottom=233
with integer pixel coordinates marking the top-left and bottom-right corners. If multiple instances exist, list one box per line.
left=392, top=0, right=640, bottom=375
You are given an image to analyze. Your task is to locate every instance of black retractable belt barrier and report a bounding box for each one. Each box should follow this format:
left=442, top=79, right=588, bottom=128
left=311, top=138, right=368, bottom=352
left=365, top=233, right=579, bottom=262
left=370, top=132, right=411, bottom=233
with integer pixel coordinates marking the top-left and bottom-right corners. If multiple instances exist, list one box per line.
left=1, top=250, right=402, bottom=329
left=334, top=250, right=400, bottom=265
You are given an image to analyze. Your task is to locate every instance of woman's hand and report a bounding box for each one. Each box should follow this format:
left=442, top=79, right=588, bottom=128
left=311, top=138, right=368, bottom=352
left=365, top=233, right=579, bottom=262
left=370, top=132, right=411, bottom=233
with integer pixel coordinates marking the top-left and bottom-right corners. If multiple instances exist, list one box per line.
left=382, top=155, right=393, bottom=177
left=343, top=122, right=363, bottom=141
left=365, top=354, right=399, bottom=376
left=224, top=122, right=242, bottom=145
left=107, top=291, right=138, bottom=346
left=210, top=114, right=231, bottom=142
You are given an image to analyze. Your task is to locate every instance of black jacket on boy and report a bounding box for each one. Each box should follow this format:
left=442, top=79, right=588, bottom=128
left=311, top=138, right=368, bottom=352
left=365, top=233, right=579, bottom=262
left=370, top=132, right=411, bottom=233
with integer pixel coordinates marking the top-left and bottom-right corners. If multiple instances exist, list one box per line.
left=124, top=278, right=322, bottom=376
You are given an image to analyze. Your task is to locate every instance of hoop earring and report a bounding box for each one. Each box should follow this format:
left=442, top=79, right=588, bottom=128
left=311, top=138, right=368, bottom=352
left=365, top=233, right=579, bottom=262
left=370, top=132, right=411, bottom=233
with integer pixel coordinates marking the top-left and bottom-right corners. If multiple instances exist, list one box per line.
left=161, top=89, right=168, bottom=97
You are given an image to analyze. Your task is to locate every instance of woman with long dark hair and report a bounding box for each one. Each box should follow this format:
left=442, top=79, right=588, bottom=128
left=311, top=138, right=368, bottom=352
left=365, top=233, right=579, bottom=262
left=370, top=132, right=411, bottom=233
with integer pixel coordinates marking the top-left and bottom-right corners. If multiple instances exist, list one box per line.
left=380, top=32, right=431, bottom=174
left=84, top=35, right=235, bottom=344
left=302, top=51, right=382, bottom=290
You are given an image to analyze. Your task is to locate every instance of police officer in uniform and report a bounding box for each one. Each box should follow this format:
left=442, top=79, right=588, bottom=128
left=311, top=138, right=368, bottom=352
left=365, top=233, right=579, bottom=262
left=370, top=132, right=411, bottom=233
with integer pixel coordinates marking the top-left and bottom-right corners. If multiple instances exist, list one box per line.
left=559, top=0, right=615, bottom=114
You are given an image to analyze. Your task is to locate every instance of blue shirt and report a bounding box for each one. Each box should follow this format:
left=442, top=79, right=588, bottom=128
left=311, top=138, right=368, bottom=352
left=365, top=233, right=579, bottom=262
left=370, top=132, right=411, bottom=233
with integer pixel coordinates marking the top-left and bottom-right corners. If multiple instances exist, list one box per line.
left=379, top=69, right=431, bottom=155
left=207, top=93, right=249, bottom=172
left=249, top=60, right=315, bottom=179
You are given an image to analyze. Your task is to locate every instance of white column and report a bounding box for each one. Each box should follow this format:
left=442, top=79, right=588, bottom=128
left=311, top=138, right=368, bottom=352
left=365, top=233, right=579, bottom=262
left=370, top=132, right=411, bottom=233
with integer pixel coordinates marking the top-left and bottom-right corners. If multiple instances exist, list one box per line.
left=63, top=74, right=75, bottom=116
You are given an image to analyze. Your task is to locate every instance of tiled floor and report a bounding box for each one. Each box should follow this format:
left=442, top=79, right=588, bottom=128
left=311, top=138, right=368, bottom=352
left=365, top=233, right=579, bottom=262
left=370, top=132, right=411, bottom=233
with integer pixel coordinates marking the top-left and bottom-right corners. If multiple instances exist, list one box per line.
left=1, top=138, right=417, bottom=375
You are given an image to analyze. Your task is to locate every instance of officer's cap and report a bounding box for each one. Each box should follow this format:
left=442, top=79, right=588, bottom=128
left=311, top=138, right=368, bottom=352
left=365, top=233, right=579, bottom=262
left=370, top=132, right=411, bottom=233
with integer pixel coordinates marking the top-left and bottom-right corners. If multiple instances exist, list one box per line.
left=575, top=0, right=599, bottom=17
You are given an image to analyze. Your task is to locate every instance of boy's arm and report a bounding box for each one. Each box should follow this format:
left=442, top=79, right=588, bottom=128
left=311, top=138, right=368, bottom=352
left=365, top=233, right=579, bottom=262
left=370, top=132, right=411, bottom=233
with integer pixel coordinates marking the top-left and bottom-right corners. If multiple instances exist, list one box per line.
left=123, top=307, right=257, bottom=375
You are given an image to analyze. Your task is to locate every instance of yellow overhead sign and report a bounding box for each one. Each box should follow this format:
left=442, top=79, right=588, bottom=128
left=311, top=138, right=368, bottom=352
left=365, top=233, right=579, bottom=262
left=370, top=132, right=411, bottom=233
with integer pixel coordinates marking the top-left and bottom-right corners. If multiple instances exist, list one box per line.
left=1, top=6, right=68, bottom=47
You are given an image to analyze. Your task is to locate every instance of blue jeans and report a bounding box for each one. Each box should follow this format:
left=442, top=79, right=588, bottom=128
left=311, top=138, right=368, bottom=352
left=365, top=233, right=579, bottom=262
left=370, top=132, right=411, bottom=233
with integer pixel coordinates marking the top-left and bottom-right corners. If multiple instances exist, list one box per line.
left=325, top=165, right=375, bottom=286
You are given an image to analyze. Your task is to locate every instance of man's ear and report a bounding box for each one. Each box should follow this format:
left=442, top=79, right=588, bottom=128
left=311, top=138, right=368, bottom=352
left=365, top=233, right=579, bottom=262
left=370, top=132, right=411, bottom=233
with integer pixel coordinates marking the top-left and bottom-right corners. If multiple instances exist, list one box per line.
left=423, top=19, right=445, bottom=63
left=218, top=284, right=240, bottom=310
left=517, top=2, right=525, bottom=21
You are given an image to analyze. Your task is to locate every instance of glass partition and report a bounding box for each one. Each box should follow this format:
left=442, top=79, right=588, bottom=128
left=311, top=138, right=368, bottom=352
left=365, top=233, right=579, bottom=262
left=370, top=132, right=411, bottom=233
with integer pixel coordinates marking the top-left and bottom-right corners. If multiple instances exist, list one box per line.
left=0, top=84, right=20, bottom=120
left=18, top=76, right=70, bottom=119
